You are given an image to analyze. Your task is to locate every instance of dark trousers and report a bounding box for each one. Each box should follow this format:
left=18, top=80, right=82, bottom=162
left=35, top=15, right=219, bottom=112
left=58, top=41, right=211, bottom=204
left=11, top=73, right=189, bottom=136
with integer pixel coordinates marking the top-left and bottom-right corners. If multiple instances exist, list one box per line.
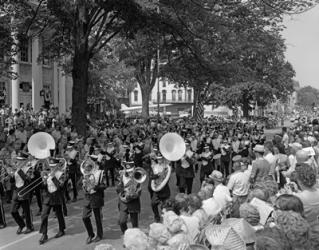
left=0, top=198, right=6, bottom=225
left=82, top=205, right=103, bottom=238
left=6, top=189, right=13, bottom=203
left=69, top=174, right=78, bottom=199
left=179, top=177, right=193, bottom=194
left=30, top=188, right=42, bottom=211
left=11, top=199, right=33, bottom=229
left=151, top=195, right=167, bottom=222
left=39, top=204, right=65, bottom=235
left=119, top=210, right=138, bottom=233
left=105, top=168, right=115, bottom=186
left=64, top=181, right=71, bottom=201
left=221, top=160, right=230, bottom=177
left=176, top=174, right=180, bottom=187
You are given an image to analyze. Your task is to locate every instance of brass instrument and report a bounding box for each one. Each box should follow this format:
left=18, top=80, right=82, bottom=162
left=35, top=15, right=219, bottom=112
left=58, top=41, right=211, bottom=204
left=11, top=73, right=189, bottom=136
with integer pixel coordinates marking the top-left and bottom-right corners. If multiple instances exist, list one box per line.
left=150, top=133, right=185, bottom=192
left=119, top=167, right=147, bottom=203
left=16, top=132, right=66, bottom=197
left=80, top=158, right=98, bottom=194
left=159, top=133, right=186, bottom=161
left=17, top=158, right=66, bottom=197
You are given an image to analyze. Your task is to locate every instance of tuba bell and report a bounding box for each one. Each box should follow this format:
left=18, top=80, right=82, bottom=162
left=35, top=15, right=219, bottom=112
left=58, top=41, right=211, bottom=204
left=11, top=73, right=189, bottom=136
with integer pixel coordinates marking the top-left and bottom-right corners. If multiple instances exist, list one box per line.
left=80, top=159, right=98, bottom=194
left=159, top=133, right=186, bottom=161
left=27, top=132, right=56, bottom=159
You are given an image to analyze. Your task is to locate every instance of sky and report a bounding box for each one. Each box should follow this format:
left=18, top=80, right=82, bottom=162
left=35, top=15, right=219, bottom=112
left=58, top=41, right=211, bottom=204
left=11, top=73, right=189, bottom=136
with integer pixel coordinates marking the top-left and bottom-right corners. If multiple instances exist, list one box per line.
left=282, top=5, right=319, bottom=89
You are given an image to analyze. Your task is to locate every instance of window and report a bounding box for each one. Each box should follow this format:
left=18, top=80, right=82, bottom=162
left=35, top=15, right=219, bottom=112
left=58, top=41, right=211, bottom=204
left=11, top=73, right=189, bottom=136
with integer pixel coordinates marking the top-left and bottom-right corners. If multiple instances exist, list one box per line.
left=172, top=90, right=176, bottom=101
left=162, top=79, right=166, bottom=87
left=20, top=39, right=29, bottom=62
left=187, top=89, right=192, bottom=101
left=162, top=90, right=167, bottom=102
left=178, top=90, right=183, bottom=101
left=133, top=90, right=138, bottom=102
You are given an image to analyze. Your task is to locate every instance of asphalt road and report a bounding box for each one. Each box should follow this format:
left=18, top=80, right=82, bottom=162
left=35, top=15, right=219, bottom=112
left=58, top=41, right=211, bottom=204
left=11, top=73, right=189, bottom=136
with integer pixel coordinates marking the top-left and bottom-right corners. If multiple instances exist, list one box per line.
left=0, top=127, right=281, bottom=250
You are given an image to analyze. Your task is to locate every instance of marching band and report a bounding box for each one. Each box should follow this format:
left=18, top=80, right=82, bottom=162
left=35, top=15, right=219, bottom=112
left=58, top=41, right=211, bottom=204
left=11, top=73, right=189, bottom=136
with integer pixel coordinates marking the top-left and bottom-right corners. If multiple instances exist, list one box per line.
left=2, top=119, right=317, bottom=249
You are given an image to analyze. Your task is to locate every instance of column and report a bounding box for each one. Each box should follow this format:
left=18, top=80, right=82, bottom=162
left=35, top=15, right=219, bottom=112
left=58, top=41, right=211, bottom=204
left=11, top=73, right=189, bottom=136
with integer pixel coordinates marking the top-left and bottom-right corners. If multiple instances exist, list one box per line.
left=58, top=69, right=66, bottom=114
left=11, top=25, right=19, bottom=112
left=53, top=62, right=59, bottom=107
left=31, top=37, right=43, bottom=111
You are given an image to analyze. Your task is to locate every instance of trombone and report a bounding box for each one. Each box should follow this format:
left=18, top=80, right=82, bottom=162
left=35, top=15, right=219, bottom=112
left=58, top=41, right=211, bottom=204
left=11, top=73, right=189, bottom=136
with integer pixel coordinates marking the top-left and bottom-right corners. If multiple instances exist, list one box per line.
left=17, top=158, right=67, bottom=198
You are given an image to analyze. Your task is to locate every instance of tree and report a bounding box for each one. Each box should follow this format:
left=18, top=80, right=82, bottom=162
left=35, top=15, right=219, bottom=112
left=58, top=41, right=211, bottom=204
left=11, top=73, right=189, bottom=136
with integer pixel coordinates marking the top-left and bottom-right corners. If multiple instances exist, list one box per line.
left=0, top=0, right=163, bottom=134
left=297, top=86, right=319, bottom=107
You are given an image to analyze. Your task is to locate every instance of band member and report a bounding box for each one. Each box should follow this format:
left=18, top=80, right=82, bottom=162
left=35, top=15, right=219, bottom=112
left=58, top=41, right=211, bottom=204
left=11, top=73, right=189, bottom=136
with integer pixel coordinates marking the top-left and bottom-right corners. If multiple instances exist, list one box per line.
left=39, top=158, right=66, bottom=245
left=133, top=145, right=144, bottom=169
left=81, top=159, right=106, bottom=244
left=0, top=174, right=6, bottom=229
left=150, top=155, right=171, bottom=222
left=177, top=143, right=195, bottom=194
left=199, top=146, right=213, bottom=184
left=29, top=160, right=43, bottom=216
left=11, top=152, right=34, bottom=234
left=116, top=161, right=142, bottom=233
left=101, top=143, right=120, bottom=187
left=65, top=144, right=79, bottom=202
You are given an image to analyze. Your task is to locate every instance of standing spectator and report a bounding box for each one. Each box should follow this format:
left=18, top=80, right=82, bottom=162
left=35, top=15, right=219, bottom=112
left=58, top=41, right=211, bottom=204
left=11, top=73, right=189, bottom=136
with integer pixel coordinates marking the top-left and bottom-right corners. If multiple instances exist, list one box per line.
left=250, top=145, right=270, bottom=185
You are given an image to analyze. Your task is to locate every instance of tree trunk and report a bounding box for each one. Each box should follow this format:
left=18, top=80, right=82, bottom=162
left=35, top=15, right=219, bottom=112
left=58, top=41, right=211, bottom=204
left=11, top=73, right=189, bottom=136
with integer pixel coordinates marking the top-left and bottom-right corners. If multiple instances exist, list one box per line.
left=242, top=96, right=249, bottom=118
left=141, top=87, right=151, bottom=118
left=71, top=51, right=89, bottom=136
left=193, top=88, right=199, bottom=118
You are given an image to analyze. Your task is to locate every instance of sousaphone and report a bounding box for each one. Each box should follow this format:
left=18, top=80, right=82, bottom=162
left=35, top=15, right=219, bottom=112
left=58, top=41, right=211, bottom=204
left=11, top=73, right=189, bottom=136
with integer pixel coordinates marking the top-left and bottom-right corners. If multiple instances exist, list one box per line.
left=151, top=133, right=185, bottom=192
left=159, top=133, right=186, bottom=161
left=28, top=132, right=56, bottom=159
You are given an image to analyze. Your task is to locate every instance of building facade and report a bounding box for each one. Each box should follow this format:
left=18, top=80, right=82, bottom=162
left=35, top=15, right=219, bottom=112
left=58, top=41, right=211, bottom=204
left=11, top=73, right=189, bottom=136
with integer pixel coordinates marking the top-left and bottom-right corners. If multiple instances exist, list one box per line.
left=129, top=78, right=194, bottom=114
left=0, top=36, right=72, bottom=114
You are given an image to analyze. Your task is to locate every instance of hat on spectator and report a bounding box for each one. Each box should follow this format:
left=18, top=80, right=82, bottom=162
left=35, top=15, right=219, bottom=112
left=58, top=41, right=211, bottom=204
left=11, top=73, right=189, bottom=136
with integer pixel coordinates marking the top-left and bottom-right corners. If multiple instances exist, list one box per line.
left=205, top=224, right=246, bottom=250
left=209, top=170, right=223, bottom=182
left=232, top=155, right=242, bottom=162
left=253, top=145, right=264, bottom=153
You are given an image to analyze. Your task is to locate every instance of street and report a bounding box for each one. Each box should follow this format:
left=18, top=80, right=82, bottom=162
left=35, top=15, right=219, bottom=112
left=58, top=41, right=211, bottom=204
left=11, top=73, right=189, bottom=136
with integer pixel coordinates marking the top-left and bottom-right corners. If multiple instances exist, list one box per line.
left=0, top=173, right=202, bottom=250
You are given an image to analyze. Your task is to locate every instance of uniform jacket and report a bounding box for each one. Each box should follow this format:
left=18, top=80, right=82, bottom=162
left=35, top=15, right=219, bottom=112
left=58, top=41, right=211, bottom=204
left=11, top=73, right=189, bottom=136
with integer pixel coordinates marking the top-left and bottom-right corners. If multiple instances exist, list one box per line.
left=13, top=169, right=31, bottom=201
left=42, top=176, right=64, bottom=206
left=116, top=178, right=141, bottom=213
left=83, top=170, right=106, bottom=208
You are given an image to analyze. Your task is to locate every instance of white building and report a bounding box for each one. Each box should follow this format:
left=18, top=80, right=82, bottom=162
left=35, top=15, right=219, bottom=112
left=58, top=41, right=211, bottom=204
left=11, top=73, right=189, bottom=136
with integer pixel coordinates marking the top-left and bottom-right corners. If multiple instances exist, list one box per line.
left=0, top=36, right=72, bottom=114
left=129, top=78, right=194, bottom=114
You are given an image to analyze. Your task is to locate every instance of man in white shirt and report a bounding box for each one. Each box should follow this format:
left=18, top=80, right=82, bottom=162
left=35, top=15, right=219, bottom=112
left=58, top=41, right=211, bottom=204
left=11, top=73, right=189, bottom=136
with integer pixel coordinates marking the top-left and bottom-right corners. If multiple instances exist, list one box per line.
left=227, top=157, right=250, bottom=217
left=209, top=170, right=232, bottom=210
left=263, top=141, right=276, bottom=179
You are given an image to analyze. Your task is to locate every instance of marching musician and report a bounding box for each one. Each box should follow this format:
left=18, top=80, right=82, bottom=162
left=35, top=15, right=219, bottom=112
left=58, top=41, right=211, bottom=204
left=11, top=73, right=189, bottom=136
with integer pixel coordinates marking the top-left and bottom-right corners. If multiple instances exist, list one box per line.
left=101, top=142, right=120, bottom=187
left=11, top=152, right=34, bottom=235
left=116, top=161, right=141, bottom=233
left=0, top=163, right=6, bottom=229
left=81, top=159, right=106, bottom=244
left=149, top=155, right=171, bottom=223
left=65, top=143, right=79, bottom=202
left=39, top=158, right=66, bottom=245
left=177, top=143, right=195, bottom=194
left=199, top=146, right=213, bottom=184
left=28, top=160, right=43, bottom=216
